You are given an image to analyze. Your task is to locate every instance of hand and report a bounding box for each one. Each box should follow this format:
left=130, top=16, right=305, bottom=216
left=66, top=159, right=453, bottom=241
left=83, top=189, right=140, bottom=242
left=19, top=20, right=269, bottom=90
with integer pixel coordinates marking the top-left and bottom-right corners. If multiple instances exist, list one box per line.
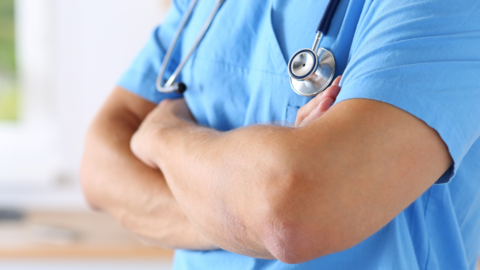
left=295, top=76, right=342, bottom=128
left=131, top=98, right=195, bottom=168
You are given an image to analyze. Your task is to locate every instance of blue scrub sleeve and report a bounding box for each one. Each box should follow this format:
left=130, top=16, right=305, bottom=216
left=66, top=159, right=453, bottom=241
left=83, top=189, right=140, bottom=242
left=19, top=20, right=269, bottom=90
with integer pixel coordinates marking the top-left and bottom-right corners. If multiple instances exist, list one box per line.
left=336, top=0, right=480, bottom=183
left=117, top=0, right=192, bottom=104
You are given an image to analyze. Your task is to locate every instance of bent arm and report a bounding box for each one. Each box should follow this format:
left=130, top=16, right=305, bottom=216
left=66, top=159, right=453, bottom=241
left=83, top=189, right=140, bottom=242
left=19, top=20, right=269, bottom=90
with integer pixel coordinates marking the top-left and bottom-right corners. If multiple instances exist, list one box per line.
left=80, top=87, right=216, bottom=250
left=139, top=98, right=451, bottom=262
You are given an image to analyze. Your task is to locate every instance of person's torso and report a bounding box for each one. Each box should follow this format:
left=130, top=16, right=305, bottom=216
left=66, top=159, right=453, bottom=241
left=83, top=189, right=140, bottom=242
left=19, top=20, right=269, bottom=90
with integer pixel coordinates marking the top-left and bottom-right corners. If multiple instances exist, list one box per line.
left=170, top=0, right=480, bottom=269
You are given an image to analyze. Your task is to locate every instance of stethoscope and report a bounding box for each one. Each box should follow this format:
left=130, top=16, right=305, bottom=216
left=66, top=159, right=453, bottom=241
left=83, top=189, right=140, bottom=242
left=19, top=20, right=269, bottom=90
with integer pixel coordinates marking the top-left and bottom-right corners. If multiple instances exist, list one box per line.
left=156, top=0, right=340, bottom=97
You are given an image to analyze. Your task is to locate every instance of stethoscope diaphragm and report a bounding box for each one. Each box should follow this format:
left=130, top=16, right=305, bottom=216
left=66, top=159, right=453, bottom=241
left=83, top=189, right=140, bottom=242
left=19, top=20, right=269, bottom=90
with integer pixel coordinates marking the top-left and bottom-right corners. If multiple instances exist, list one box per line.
left=288, top=0, right=340, bottom=97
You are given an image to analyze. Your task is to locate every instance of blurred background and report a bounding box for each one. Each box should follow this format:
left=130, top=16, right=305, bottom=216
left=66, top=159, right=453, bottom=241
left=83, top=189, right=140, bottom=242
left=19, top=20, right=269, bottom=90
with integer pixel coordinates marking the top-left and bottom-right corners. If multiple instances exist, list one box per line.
left=0, top=0, right=174, bottom=269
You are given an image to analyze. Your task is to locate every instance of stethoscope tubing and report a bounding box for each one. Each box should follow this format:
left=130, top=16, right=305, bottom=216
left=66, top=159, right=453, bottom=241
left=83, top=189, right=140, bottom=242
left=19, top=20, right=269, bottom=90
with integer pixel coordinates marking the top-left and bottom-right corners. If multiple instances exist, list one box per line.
left=316, top=0, right=341, bottom=35
left=156, top=0, right=198, bottom=93
left=156, top=0, right=225, bottom=93
left=156, top=0, right=340, bottom=96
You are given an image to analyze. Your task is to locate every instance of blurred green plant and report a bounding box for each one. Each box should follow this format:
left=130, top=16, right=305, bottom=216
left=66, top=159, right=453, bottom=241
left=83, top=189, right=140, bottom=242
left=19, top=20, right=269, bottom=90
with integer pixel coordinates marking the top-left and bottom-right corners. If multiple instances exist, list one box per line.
left=0, top=0, right=15, bottom=72
left=0, top=0, right=18, bottom=121
left=0, top=82, right=18, bottom=120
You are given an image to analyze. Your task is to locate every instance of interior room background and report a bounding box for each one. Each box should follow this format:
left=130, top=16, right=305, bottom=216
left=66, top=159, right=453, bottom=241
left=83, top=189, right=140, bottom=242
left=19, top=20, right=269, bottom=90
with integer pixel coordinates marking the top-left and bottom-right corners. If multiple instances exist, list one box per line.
left=0, top=0, right=174, bottom=269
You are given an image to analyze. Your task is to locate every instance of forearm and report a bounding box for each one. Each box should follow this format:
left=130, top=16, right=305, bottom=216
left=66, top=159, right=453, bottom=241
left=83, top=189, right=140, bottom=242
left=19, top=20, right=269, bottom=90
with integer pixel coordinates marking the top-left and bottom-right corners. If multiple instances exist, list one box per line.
left=140, top=98, right=452, bottom=263
left=133, top=89, right=453, bottom=263
left=80, top=89, right=216, bottom=250
left=148, top=120, right=296, bottom=258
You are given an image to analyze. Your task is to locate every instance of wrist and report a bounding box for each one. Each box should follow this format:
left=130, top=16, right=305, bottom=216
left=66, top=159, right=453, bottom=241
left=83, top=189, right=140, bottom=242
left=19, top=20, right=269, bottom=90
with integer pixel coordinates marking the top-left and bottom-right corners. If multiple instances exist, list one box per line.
left=150, top=119, right=224, bottom=171
left=148, top=117, right=192, bottom=167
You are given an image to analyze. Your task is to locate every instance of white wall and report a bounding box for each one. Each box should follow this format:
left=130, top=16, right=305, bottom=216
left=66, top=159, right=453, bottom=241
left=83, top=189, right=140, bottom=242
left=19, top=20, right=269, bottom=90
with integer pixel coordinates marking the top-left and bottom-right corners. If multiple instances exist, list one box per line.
left=53, top=0, right=168, bottom=181
left=0, top=0, right=168, bottom=209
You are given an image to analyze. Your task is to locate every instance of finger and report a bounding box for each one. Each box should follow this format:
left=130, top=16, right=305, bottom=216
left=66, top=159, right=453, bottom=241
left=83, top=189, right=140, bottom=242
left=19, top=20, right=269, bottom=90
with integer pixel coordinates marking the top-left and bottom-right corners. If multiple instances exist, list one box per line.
left=295, top=76, right=342, bottom=125
left=317, top=95, right=336, bottom=113
left=322, top=76, right=342, bottom=98
left=297, top=94, right=325, bottom=123
left=304, top=76, right=342, bottom=110
left=299, top=97, right=335, bottom=128
left=300, top=97, right=335, bottom=128
left=322, top=84, right=341, bottom=100
left=332, top=75, right=342, bottom=86
left=304, top=76, right=341, bottom=119
left=296, top=89, right=331, bottom=124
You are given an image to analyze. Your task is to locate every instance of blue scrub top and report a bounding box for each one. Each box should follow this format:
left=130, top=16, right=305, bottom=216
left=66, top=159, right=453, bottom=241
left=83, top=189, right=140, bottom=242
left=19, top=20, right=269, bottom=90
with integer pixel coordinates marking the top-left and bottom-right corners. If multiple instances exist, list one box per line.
left=119, top=0, right=480, bottom=269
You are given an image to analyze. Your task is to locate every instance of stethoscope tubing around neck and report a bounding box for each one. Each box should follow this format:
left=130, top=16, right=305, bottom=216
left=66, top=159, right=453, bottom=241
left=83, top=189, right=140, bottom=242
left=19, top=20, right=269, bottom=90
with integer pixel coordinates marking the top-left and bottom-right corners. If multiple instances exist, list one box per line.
left=156, top=0, right=340, bottom=96
left=156, top=0, right=225, bottom=94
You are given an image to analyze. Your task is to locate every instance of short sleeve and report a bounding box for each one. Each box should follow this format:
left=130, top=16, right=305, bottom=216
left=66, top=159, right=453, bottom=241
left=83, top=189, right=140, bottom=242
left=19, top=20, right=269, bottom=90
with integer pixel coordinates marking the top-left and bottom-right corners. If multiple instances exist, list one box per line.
left=117, top=0, right=193, bottom=103
left=336, top=0, right=480, bottom=183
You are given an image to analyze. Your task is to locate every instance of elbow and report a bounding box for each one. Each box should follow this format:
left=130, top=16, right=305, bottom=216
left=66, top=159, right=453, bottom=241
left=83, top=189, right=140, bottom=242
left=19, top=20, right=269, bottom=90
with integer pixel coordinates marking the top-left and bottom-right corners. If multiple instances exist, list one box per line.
left=255, top=172, right=319, bottom=263
left=260, top=213, right=356, bottom=264
left=79, top=134, right=104, bottom=211
left=256, top=159, right=316, bottom=263
left=258, top=170, right=356, bottom=264
left=79, top=124, right=110, bottom=211
left=79, top=160, right=101, bottom=211
left=260, top=216, right=309, bottom=264
left=261, top=221, right=347, bottom=264
left=259, top=207, right=331, bottom=263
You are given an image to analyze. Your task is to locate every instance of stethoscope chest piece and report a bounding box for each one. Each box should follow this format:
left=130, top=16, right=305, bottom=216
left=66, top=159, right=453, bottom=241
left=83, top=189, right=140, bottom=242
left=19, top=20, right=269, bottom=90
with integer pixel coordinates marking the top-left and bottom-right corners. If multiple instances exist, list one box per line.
left=288, top=0, right=340, bottom=97
left=288, top=47, right=335, bottom=97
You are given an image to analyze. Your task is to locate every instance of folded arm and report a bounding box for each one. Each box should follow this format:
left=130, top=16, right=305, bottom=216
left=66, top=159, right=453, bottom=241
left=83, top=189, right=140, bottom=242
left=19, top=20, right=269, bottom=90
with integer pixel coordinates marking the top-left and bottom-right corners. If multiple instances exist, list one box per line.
left=131, top=91, right=452, bottom=263
left=80, top=87, right=216, bottom=250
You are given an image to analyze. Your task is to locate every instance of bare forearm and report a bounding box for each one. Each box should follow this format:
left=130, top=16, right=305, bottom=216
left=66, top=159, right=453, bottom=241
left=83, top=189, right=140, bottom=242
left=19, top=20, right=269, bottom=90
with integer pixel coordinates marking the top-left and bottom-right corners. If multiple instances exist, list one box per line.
left=148, top=121, right=293, bottom=258
left=80, top=88, right=216, bottom=250
left=129, top=84, right=344, bottom=258
left=136, top=97, right=451, bottom=263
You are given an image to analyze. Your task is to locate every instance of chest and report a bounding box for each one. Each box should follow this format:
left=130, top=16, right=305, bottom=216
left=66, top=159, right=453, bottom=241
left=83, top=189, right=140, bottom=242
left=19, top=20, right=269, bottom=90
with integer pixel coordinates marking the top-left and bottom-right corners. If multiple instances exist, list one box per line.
left=178, top=0, right=364, bottom=129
